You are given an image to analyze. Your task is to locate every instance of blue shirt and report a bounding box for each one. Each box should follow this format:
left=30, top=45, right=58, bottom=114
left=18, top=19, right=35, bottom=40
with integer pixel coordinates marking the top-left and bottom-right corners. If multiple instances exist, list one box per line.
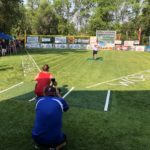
left=32, top=96, right=69, bottom=145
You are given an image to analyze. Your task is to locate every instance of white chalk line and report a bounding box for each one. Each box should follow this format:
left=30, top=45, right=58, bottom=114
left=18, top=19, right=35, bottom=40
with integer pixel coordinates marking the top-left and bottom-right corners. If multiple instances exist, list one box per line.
left=25, top=49, right=41, bottom=72
left=28, top=97, right=36, bottom=102
left=63, top=87, right=75, bottom=99
left=28, top=87, right=75, bottom=102
left=0, top=82, right=24, bottom=94
left=21, top=56, right=26, bottom=76
left=104, top=90, right=111, bottom=112
left=86, top=69, right=150, bottom=89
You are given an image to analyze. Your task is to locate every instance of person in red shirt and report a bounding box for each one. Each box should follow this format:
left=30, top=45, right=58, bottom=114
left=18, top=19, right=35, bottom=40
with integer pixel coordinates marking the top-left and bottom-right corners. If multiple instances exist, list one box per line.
left=34, top=64, right=53, bottom=97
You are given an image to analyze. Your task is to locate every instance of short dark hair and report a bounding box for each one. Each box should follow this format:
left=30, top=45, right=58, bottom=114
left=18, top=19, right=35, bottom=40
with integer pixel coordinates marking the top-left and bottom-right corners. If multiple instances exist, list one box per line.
left=44, top=86, right=57, bottom=96
left=42, top=64, right=49, bottom=71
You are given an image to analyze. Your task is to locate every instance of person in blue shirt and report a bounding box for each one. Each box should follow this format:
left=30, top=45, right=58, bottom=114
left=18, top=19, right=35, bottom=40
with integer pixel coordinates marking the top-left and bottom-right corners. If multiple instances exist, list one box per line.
left=32, top=84, right=69, bottom=150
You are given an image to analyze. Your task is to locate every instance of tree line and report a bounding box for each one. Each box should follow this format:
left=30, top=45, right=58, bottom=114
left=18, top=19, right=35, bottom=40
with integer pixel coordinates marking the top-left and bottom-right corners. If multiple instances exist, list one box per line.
left=0, top=0, right=149, bottom=44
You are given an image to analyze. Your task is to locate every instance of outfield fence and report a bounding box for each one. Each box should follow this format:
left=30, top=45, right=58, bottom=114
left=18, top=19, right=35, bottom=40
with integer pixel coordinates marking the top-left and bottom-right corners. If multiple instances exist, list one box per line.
left=25, top=35, right=150, bottom=52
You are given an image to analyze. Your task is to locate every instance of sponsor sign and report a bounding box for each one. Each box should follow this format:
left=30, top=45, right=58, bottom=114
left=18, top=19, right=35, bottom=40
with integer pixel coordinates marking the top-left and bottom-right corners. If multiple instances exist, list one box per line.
left=26, top=43, right=40, bottom=48
left=55, top=37, right=67, bottom=44
left=54, top=44, right=68, bottom=49
left=145, top=46, right=150, bottom=52
left=73, top=38, right=90, bottom=44
left=90, top=36, right=97, bottom=45
left=124, top=41, right=134, bottom=47
left=77, top=38, right=90, bottom=44
left=41, top=44, right=53, bottom=48
left=115, top=45, right=122, bottom=50
left=80, top=44, right=89, bottom=49
left=135, top=46, right=145, bottom=51
left=134, top=40, right=139, bottom=45
left=67, top=36, right=75, bottom=44
left=115, top=40, right=122, bottom=45
left=27, top=36, right=39, bottom=43
left=69, top=44, right=81, bottom=49
left=41, top=38, right=52, bottom=42
left=96, top=30, right=116, bottom=47
left=69, top=44, right=88, bottom=49
left=121, top=46, right=128, bottom=50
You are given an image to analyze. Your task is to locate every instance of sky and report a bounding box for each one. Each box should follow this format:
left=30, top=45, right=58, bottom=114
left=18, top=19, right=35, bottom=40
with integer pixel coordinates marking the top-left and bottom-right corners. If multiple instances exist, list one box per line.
left=23, top=0, right=27, bottom=4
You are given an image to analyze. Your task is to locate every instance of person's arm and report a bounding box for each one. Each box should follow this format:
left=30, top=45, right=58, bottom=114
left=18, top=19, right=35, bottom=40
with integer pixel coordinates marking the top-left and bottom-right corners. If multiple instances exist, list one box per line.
left=34, top=73, right=40, bottom=81
left=49, top=73, right=54, bottom=79
left=59, top=98, right=69, bottom=112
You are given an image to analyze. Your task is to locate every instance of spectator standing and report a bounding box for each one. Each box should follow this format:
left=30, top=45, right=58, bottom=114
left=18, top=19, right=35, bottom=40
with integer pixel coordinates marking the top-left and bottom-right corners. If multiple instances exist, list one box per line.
left=1, top=40, right=7, bottom=56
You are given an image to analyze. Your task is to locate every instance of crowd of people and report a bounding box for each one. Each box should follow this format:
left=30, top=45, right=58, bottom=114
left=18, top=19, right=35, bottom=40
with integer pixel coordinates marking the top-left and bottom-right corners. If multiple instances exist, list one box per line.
left=0, top=39, right=22, bottom=56
left=32, top=64, right=69, bottom=150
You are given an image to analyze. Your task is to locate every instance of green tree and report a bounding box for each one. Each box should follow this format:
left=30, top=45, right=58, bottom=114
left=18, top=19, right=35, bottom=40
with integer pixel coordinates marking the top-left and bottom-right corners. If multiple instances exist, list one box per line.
left=53, top=0, right=76, bottom=35
left=33, top=0, right=59, bottom=34
left=0, top=0, right=24, bottom=33
left=27, top=0, right=40, bottom=11
left=136, top=0, right=150, bottom=44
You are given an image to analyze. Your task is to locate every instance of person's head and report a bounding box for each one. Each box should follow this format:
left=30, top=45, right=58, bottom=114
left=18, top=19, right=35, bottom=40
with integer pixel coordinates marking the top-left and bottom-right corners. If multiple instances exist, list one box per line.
left=94, top=44, right=98, bottom=47
left=51, top=78, right=57, bottom=86
left=42, top=64, right=49, bottom=72
left=44, top=86, right=57, bottom=97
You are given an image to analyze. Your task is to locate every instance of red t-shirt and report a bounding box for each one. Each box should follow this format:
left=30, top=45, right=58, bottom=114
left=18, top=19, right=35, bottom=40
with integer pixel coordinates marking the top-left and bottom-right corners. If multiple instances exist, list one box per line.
left=34, top=71, right=53, bottom=96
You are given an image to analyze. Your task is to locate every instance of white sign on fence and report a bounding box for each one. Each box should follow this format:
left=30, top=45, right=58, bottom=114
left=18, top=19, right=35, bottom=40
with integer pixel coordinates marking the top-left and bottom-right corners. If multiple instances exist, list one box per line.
left=55, top=37, right=67, bottom=44
left=124, top=41, right=134, bottom=47
left=41, top=38, right=51, bottom=42
left=135, top=46, right=145, bottom=51
left=54, top=44, right=68, bottom=49
left=27, top=36, right=39, bottom=43
left=41, top=44, right=53, bottom=48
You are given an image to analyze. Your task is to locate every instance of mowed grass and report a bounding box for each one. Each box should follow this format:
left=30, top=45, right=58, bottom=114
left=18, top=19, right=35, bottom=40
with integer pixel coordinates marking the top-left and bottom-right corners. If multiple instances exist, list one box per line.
left=0, top=49, right=150, bottom=150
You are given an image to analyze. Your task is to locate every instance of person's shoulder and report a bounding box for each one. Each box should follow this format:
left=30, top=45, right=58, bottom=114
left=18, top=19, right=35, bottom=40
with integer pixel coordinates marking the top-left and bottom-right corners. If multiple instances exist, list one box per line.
left=37, top=96, right=53, bottom=104
left=52, top=96, right=63, bottom=100
left=52, top=97, right=66, bottom=103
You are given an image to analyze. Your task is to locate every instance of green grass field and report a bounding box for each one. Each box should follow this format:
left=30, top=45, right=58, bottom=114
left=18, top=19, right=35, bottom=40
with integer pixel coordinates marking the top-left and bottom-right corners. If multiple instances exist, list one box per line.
left=1, top=49, right=150, bottom=150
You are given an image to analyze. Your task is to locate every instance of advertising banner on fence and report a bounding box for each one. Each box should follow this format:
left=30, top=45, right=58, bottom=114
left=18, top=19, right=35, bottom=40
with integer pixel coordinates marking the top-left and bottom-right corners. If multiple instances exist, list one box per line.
left=55, top=37, right=67, bottom=44
left=115, top=40, right=122, bottom=45
left=134, top=40, right=139, bottom=45
left=96, top=30, right=116, bottom=47
left=27, top=36, right=39, bottom=43
left=124, top=41, right=134, bottom=47
left=90, top=36, right=97, bottom=45
left=69, top=44, right=80, bottom=49
left=145, top=46, right=150, bottom=52
left=77, top=38, right=90, bottom=44
left=69, top=44, right=88, bottom=49
left=135, top=46, right=145, bottom=51
left=67, top=36, right=75, bottom=44
left=41, top=38, right=52, bottom=42
left=41, top=44, right=53, bottom=48
left=26, top=43, right=40, bottom=48
left=54, top=44, right=68, bottom=49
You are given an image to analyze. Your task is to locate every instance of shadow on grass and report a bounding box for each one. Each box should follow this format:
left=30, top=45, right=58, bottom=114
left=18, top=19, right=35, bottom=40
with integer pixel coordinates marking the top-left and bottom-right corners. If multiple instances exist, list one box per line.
left=0, top=66, right=14, bottom=71
left=1, top=90, right=150, bottom=150
left=3, top=88, right=108, bottom=111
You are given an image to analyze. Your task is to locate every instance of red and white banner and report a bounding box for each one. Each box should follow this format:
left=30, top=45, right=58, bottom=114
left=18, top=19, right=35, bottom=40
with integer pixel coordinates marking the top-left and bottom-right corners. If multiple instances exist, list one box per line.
left=124, top=41, right=134, bottom=47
